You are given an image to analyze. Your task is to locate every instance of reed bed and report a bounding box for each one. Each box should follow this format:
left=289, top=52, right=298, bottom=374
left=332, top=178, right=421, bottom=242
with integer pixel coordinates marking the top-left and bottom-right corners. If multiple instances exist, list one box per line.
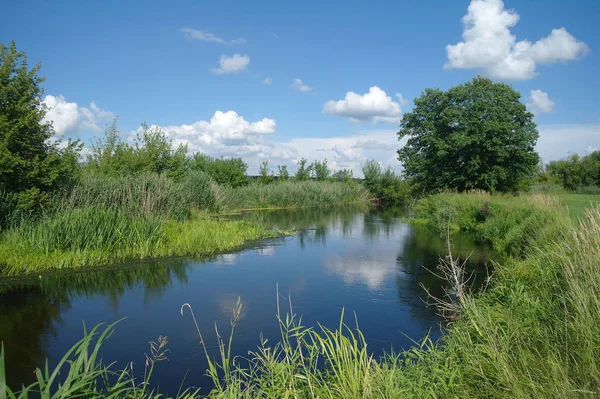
left=225, top=180, right=373, bottom=210
left=0, top=210, right=277, bottom=276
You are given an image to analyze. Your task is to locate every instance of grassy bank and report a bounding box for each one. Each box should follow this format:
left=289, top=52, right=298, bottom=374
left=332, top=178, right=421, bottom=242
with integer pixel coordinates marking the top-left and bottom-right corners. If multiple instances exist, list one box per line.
left=0, top=174, right=371, bottom=277
left=0, top=209, right=275, bottom=276
left=3, top=192, right=599, bottom=397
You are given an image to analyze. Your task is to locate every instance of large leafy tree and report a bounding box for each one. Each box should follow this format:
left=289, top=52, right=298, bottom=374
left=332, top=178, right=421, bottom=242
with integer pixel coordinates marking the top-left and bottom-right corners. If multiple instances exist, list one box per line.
left=0, top=41, right=80, bottom=215
left=398, top=77, right=539, bottom=193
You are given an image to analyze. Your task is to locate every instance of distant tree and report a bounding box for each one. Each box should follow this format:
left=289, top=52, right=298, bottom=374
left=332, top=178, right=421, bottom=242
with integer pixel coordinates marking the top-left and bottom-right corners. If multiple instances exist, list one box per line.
left=132, top=123, right=188, bottom=180
left=311, top=159, right=330, bottom=181
left=294, top=158, right=312, bottom=181
left=87, top=121, right=188, bottom=180
left=331, top=168, right=354, bottom=183
left=546, top=151, right=600, bottom=190
left=258, top=160, right=274, bottom=184
left=398, top=77, right=539, bottom=193
left=277, top=165, right=289, bottom=181
left=189, top=153, right=248, bottom=187
left=0, top=41, right=81, bottom=217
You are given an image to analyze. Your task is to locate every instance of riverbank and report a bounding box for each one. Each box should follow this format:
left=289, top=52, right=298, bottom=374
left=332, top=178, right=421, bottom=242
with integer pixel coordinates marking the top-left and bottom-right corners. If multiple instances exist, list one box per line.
left=2, top=192, right=598, bottom=397
left=0, top=175, right=372, bottom=278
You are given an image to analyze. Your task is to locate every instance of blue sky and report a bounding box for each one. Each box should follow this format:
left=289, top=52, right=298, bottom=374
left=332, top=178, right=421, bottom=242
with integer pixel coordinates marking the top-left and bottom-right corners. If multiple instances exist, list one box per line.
left=2, top=0, right=599, bottom=174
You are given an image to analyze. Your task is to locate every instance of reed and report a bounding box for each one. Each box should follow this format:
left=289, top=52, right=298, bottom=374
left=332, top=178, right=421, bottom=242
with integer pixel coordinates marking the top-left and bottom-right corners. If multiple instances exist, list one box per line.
left=0, top=210, right=278, bottom=276
left=223, top=180, right=373, bottom=210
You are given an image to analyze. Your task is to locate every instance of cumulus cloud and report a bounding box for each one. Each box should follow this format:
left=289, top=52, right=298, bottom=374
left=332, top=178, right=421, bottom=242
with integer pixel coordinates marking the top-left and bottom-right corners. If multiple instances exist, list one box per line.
left=42, top=95, right=114, bottom=138
left=180, top=28, right=245, bottom=45
left=291, top=78, right=314, bottom=92
left=526, top=89, right=554, bottom=114
left=445, top=0, right=589, bottom=80
left=261, top=77, right=272, bottom=85
left=157, top=110, right=276, bottom=156
left=323, top=86, right=404, bottom=124
left=212, top=54, right=250, bottom=74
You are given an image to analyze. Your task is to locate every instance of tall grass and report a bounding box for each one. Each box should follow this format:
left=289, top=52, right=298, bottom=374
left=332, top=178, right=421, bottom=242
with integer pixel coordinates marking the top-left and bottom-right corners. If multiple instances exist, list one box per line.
left=0, top=212, right=277, bottom=276
left=0, top=321, right=198, bottom=398
left=56, top=171, right=224, bottom=219
left=225, top=180, right=372, bottom=210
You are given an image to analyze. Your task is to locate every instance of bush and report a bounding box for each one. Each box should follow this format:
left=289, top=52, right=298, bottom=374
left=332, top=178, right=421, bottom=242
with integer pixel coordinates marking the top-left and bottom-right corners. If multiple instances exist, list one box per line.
left=188, top=153, right=248, bottom=188
left=362, top=160, right=412, bottom=207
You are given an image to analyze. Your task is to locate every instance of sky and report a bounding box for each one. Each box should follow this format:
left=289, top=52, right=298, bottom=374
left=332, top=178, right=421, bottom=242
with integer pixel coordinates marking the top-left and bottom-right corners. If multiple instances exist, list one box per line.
left=2, top=0, right=599, bottom=175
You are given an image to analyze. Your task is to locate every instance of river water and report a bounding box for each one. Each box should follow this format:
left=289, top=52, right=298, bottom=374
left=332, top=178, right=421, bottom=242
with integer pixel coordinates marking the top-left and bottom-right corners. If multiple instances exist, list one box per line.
left=0, top=207, right=492, bottom=394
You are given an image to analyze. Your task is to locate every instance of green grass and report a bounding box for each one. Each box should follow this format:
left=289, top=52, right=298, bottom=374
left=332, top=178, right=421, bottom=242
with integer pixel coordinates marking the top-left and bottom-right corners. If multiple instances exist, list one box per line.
left=553, top=193, right=600, bottom=221
left=0, top=175, right=367, bottom=277
left=224, top=180, right=373, bottom=210
left=3, top=192, right=600, bottom=398
left=0, top=208, right=278, bottom=277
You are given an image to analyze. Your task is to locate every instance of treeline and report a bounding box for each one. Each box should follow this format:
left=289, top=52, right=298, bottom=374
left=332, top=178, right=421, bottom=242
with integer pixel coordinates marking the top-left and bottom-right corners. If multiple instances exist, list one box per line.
left=537, top=151, right=600, bottom=192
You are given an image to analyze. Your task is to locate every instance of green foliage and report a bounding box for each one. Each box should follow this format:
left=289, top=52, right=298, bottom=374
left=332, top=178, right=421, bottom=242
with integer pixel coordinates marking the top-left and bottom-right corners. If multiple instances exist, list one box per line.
left=224, top=180, right=372, bottom=210
left=0, top=41, right=81, bottom=218
left=294, top=158, right=312, bottom=181
left=86, top=120, right=188, bottom=180
left=398, top=77, right=539, bottom=193
left=330, top=168, right=354, bottom=183
left=58, top=172, right=222, bottom=220
left=188, top=153, right=248, bottom=187
left=277, top=164, right=289, bottom=181
left=545, top=151, right=600, bottom=191
left=361, top=160, right=412, bottom=207
left=311, top=159, right=330, bottom=181
left=0, top=211, right=274, bottom=276
left=258, top=160, right=275, bottom=184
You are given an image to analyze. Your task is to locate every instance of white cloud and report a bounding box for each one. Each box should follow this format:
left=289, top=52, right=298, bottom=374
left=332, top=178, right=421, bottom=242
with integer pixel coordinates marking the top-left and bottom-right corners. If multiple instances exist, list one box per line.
left=323, top=86, right=404, bottom=124
left=180, top=28, right=245, bottom=45
left=291, top=78, right=314, bottom=92
left=157, top=111, right=276, bottom=154
left=261, top=77, right=272, bottom=85
left=43, top=95, right=114, bottom=138
left=537, top=123, right=600, bottom=162
left=526, top=89, right=554, bottom=114
left=445, top=0, right=589, bottom=80
left=212, top=54, right=250, bottom=74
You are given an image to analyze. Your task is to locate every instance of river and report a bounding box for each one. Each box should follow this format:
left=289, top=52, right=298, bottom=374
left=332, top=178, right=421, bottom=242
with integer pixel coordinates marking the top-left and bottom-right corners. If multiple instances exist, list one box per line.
left=0, top=207, right=492, bottom=394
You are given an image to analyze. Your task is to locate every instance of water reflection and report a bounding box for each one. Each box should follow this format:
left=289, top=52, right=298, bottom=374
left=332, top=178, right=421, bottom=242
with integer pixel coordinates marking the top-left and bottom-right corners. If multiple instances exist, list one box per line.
left=0, top=207, right=492, bottom=394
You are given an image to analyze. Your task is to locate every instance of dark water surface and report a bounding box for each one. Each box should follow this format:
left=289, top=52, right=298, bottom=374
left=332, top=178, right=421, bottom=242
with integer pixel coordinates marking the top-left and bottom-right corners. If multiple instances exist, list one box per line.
left=0, top=207, right=492, bottom=394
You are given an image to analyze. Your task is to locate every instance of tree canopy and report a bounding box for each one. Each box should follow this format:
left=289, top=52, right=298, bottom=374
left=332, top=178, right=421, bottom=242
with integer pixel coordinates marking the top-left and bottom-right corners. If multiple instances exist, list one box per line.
left=397, top=77, right=539, bottom=193
left=0, top=41, right=80, bottom=216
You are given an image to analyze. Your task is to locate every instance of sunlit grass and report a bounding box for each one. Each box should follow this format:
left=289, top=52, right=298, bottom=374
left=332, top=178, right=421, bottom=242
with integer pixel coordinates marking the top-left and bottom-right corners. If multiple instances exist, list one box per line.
left=0, top=209, right=278, bottom=276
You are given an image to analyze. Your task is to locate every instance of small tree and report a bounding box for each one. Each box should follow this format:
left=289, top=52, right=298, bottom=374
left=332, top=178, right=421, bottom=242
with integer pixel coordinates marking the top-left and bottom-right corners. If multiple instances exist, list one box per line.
left=311, top=159, right=330, bottom=181
left=331, top=168, right=354, bottom=183
left=361, top=160, right=411, bottom=207
left=277, top=165, right=289, bottom=181
left=294, top=158, right=312, bottom=181
left=398, top=77, right=539, bottom=193
left=189, top=154, right=248, bottom=187
left=258, top=160, right=274, bottom=184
